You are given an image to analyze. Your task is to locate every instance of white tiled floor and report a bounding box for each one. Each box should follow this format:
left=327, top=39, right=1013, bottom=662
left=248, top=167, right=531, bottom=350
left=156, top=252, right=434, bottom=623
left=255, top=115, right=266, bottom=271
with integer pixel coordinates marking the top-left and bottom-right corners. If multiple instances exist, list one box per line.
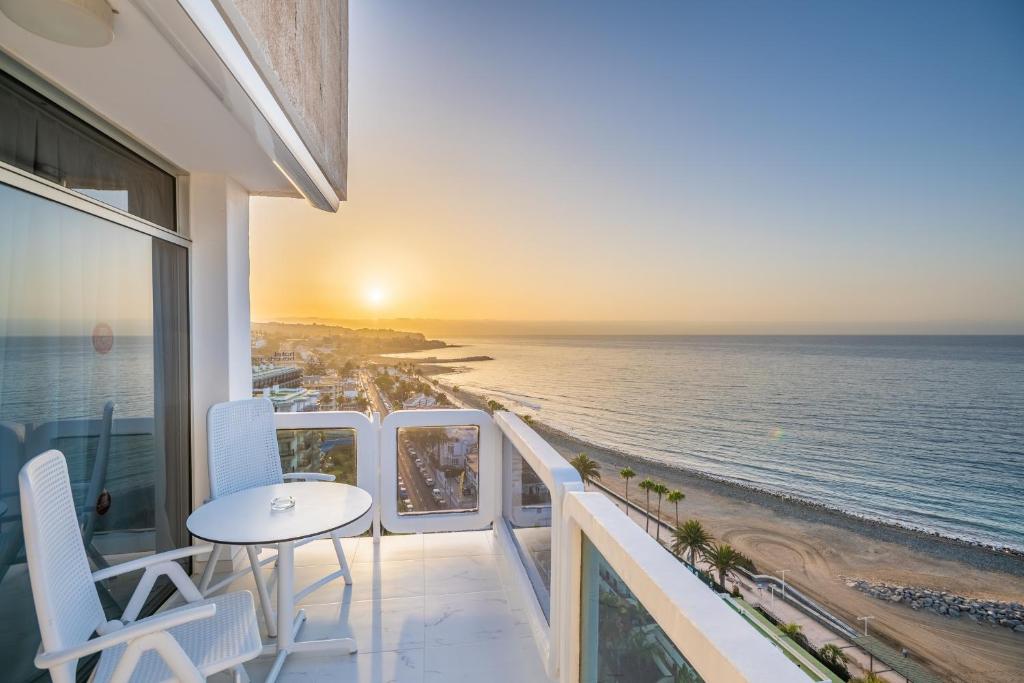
left=209, top=531, right=550, bottom=683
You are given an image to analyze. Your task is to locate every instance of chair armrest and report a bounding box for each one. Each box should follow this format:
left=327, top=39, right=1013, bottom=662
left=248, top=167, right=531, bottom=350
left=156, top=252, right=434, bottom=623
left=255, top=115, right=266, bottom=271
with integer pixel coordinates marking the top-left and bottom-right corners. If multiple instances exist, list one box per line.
left=35, top=603, right=216, bottom=668
left=93, top=544, right=214, bottom=582
left=283, top=472, right=336, bottom=482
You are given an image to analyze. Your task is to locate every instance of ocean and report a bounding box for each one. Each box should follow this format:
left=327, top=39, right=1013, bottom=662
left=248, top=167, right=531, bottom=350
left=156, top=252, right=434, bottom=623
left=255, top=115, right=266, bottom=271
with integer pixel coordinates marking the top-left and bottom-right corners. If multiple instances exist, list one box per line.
left=393, top=335, right=1024, bottom=551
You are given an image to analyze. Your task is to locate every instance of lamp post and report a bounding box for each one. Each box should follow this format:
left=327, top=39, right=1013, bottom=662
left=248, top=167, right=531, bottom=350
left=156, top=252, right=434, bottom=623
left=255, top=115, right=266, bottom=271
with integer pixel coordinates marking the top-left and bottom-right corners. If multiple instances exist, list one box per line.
left=857, top=615, right=878, bottom=673
left=778, top=569, right=789, bottom=602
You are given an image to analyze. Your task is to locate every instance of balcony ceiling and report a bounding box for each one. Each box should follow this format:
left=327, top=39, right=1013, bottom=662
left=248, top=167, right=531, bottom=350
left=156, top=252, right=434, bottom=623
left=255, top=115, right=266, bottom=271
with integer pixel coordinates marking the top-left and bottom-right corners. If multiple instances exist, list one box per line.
left=0, top=0, right=330, bottom=207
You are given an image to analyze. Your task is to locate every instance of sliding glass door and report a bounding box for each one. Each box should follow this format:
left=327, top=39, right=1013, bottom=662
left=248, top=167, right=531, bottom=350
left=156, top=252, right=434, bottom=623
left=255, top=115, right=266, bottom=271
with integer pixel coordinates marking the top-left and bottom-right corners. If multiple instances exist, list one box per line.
left=0, top=178, right=190, bottom=681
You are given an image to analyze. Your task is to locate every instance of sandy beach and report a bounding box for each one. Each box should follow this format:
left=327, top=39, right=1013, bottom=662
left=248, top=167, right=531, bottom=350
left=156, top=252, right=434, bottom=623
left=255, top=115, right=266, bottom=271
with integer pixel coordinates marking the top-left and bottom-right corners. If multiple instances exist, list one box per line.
left=443, top=384, right=1024, bottom=682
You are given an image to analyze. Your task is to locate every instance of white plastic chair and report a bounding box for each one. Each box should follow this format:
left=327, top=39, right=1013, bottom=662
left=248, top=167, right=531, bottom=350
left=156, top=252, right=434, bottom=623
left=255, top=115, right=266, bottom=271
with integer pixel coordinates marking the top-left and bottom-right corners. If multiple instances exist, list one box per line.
left=19, top=449, right=262, bottom=683
left=199, top=398, right=354, bottom=637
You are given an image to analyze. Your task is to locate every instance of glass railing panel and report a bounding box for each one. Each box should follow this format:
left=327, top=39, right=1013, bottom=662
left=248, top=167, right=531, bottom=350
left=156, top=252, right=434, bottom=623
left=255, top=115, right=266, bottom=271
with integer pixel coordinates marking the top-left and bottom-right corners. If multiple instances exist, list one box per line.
left=396, top=425, right=480, bottom=514
left=502, top=434, right=553, bottom=620
left=274, top=427, right=357, bottom=485
left=580, top=535, right=705, bottom=683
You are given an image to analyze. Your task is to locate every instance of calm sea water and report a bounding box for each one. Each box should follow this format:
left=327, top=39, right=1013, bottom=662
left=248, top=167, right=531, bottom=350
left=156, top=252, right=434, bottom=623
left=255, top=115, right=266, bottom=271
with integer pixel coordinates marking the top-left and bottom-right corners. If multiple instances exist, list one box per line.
left=395, top=336, right=1024, bottom=551
left=0, top=335, right=155, bottom=498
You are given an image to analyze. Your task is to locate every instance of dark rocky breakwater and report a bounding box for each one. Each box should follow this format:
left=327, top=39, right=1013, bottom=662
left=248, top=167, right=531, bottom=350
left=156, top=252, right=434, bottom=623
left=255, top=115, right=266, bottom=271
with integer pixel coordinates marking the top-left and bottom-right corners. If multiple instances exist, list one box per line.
left=846, top=578, right=1024, bottom=633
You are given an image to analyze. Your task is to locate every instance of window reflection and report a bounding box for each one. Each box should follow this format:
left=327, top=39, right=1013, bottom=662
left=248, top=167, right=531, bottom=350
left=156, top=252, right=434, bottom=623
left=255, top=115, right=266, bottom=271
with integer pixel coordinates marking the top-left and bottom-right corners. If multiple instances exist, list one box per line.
left=0, top=182, right=188, bottom=682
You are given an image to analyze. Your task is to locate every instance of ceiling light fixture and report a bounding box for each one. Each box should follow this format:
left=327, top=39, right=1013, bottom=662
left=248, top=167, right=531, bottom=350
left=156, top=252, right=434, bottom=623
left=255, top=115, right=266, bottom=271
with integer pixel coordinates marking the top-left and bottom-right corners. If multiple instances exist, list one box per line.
left=0, top=0, right=114, bottom=48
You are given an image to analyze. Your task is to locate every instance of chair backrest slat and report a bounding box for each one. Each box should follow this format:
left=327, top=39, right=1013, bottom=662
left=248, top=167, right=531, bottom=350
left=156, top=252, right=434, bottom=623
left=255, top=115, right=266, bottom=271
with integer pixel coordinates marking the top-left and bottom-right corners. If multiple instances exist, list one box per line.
left=19, top=450, right=104, bottom=683
left=207, top=398, right=284, bottom=499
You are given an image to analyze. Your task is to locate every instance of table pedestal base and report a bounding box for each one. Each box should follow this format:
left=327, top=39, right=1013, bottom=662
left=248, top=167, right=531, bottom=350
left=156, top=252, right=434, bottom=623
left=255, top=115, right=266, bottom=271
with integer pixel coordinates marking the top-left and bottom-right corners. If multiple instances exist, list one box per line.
left=263, top=540, right=358, bottom=683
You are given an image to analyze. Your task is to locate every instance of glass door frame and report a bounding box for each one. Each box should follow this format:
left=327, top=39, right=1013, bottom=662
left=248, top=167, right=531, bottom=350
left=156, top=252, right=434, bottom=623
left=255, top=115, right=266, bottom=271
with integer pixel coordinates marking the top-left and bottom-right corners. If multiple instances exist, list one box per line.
left=0, top=160, right=190, bottom=250
left=0, top=158, right=195, bottom=645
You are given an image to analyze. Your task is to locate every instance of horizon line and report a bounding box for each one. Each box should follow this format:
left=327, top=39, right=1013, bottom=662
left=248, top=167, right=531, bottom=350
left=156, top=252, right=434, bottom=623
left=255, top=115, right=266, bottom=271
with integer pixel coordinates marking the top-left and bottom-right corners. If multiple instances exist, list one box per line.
left=252, top=316, right=1024, bottom=336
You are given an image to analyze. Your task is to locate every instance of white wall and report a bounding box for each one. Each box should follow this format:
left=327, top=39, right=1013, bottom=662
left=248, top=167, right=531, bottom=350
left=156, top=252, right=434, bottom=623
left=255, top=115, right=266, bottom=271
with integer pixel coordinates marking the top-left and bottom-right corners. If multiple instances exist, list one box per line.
left=188, top=173, right=252, bottom=510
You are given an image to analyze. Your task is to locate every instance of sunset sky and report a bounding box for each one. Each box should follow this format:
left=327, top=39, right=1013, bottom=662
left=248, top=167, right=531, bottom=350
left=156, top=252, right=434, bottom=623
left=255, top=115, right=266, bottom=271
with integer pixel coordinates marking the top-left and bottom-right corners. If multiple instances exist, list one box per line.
left=251, top=1, right=1024, bottom=333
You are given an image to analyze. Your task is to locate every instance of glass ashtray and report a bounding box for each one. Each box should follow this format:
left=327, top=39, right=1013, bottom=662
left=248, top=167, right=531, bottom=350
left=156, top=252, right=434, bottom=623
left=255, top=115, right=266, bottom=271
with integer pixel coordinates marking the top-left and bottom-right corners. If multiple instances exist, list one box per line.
left=270, top=495, right=296, bottom=512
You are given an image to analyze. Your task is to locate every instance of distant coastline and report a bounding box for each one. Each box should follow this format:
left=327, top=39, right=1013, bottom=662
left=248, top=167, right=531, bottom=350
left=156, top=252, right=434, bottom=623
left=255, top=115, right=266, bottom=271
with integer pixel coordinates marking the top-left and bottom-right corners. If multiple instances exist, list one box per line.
left=406, top=355, right=493, bottom=364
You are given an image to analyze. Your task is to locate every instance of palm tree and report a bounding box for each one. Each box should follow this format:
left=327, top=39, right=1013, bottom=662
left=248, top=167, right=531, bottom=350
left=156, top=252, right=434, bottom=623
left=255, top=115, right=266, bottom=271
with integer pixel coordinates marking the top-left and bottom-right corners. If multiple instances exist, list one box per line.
left=778, top=622, right=803, bottom=640
left=653, top=483, right=669, bottom=542
left=671, top=520, right=713, bottom=566
left=619, top=467, right=636, bottom=518
left=850, top=674, right=885, bottom=683
left=818, top=643, right=849, bottom=669
left=667, top=490, right=685, bottom=526
left=570, top=453, right=601, bottom=488
left=704, top=543, right=743, bottom=589
left=638, top=479, right=656, bottom=532
left=779, top=622, right=811, bottom=650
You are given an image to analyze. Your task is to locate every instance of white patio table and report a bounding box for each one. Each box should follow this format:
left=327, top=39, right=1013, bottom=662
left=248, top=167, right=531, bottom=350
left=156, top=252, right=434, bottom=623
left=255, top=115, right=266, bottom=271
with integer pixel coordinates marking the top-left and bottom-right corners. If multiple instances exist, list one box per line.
left=187, top=481, right=372, bottom=682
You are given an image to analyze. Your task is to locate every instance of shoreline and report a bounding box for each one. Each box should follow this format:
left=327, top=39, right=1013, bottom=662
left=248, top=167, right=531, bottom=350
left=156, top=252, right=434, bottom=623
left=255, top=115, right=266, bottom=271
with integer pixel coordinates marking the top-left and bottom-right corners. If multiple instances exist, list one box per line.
left=534, top=420, right=1024, bottom=574
left=450, top=383, right=1024, bottom=573
left=444, top=384, right=1024, bottom=572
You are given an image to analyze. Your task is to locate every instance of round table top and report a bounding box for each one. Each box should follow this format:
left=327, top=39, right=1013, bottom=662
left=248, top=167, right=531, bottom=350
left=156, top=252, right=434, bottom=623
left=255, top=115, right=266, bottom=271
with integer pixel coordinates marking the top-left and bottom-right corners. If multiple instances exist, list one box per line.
left=186, top=481, right=372, bottom=545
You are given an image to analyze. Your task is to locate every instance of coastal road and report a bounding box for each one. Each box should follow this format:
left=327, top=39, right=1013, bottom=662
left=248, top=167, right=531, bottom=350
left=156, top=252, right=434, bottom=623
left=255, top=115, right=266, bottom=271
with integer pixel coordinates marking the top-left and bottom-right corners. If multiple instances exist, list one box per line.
left=397, top=437, right=443, bottom=513
left=360, top=368, right=389, bottom=416
left=361, top=367, right=442, bottom=513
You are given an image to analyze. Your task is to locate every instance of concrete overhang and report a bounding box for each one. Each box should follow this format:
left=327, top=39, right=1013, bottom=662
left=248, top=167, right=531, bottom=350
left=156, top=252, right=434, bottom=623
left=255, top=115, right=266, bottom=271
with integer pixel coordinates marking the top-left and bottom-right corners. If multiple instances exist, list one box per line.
left=0, top=0, right=341, bottom=211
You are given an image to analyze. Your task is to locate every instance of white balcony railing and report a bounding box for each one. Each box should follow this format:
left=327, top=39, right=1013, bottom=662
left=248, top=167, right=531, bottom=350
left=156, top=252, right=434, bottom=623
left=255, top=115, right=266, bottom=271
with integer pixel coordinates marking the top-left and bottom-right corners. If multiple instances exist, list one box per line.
left=266, top=408, right=810, bottom=683
left=494, top=411, right=583, bottom=678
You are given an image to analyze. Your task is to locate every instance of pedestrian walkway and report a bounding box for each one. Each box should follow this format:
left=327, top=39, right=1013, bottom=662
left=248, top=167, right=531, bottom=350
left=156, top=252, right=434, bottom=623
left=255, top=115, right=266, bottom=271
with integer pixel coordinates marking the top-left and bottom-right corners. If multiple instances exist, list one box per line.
left=591, top=479, right=909, bottom=683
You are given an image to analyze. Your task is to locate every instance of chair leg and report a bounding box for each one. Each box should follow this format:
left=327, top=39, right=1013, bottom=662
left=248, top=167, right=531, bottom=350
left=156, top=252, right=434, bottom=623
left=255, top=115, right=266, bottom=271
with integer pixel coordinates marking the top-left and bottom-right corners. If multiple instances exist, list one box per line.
left=246, top=545, right=278, bottom=638
left=198, top=543, right=224, bottom=595
left=233, top=664, right=251, bottom=683
left=331, top=533, right=352, bottom=585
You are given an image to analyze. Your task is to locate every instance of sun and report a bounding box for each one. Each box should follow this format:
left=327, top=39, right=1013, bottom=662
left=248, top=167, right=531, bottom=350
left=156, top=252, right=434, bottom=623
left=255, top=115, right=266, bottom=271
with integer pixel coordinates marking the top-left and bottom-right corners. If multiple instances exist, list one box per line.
left=365, top=286, right=386, bottom=309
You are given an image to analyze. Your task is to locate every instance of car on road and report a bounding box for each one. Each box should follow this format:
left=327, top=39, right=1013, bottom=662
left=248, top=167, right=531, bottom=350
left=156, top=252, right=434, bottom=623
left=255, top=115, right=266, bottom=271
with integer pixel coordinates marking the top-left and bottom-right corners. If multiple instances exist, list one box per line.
left=414, top=458, right=423, bottom=466
left=404, top=502, right=414, bottom=511
left=425, top=477, right=434, bottom=486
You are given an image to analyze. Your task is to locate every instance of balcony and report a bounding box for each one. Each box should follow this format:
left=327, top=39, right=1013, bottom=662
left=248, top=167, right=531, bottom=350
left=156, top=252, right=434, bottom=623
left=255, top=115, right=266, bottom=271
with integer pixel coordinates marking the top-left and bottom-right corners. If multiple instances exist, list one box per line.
left=185, top=407, right=816, bottom=683
left=205, top=533, right=547, bottom=682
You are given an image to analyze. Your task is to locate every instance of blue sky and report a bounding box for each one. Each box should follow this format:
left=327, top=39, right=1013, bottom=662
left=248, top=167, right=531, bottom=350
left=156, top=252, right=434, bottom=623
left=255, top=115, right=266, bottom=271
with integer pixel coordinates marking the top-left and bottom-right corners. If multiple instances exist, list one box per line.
left=252, top=0, right=1023, bottom=330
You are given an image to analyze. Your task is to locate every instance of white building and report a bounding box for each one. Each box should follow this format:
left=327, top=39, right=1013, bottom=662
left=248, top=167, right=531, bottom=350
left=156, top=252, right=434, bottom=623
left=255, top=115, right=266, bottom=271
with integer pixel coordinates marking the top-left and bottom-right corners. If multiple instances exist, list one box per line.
left=402, top=392, right=438, bottom=410
left=439, top=434, right=473, bottom=468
